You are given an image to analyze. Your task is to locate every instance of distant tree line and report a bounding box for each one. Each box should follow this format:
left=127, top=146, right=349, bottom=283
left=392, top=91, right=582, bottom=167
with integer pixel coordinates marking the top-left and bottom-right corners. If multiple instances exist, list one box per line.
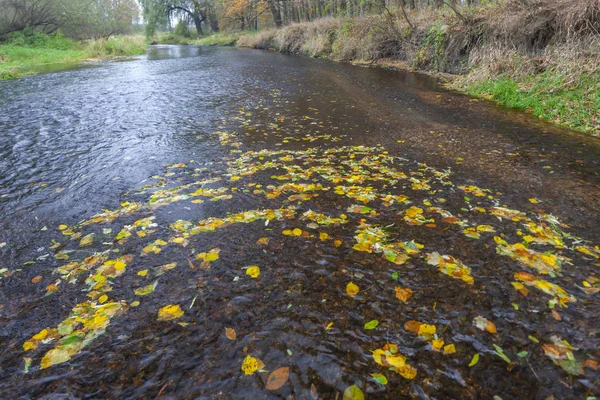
left=142, top=0, right=506, bottom=35
left=0, top=0, right=140, bottom=39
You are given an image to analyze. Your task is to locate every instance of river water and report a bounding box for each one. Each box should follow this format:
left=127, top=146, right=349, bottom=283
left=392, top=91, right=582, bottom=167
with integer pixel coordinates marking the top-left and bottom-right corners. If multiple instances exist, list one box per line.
left=0, top=45, right=599, bottom=398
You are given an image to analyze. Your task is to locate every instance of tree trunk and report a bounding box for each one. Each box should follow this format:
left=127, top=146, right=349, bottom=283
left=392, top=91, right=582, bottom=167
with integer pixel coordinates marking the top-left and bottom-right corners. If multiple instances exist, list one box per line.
left=208, top=9, right=219, bottom=32
left=193, top=15, right=204, bottom=35
left=269, top=0, right=282, bottom=27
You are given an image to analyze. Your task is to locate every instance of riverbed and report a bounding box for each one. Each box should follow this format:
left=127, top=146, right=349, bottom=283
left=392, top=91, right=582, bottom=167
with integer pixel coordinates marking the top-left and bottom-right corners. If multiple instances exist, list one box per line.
left=0, top=45, right=599, bottom=398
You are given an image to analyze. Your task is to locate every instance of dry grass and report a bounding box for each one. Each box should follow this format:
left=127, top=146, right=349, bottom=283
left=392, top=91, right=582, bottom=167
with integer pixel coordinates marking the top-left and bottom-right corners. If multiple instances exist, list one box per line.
left=233, top=0, right=600, bottom=134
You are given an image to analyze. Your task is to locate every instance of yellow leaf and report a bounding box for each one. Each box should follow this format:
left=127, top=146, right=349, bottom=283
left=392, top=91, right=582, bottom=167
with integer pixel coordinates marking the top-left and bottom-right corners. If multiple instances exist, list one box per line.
left=241, top=355, right=260, bottom=375
left=418, top=324, right=436, bottom=337
left=443, top=344, right=456, bottom=354
left=257, top=237, right=270, bottom=244
left=130, top=301, right=140, bottom=307
left=32, top=329, right=49, bottom=341
left=431, top=339, right=444, bottom=351
left=58, top=225, right=67, bottom=230
left=41, top=348, right=71, bottom=369
left=282, top=229, right=293, bottom=236
left=137, top=270, right=148, bottom=277
left=319, top=232, right=329, bottom=241
left=98, top=294, right=108, bottom=304
left=206, top=252, right=219, bottom=262
left=326, top=322, right=334, bottom=330
left=334, top=239, right=343, bottom=247
left=292, top=228, right=303, bottom=236
left=397, top=365, right=417, bottom=380
left=79, top=235, right=93, bottom=246
left=529, top=198, right=539, bottom=204
left=346, top=282, right=359, bottom=298
left=225, top=327, right=236, bottom=340
left=157, top=304, right=184, bottom=321
left=246, top=266, right=260, bottom=278
left=23, top=341, right=35, bottom=351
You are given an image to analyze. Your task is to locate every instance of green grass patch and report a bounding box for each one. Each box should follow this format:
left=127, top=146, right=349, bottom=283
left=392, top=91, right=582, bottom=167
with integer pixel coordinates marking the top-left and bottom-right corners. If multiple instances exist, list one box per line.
left=460, top=68, right=600, bottom=136
left=0, top=32, right=147, bottom=80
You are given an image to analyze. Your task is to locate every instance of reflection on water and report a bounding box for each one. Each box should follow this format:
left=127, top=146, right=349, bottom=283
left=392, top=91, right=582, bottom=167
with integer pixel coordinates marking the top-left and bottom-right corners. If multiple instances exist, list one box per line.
left=146, top=44, right=208, bottom=60
left=0, top=46, right=599, bottom=399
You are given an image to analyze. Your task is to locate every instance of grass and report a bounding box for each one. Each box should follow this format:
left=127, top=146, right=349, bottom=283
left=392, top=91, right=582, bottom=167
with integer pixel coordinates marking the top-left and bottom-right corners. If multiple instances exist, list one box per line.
left=150, top=31, right=246, bottom=47
left=0, top=32, right=148, bottom=80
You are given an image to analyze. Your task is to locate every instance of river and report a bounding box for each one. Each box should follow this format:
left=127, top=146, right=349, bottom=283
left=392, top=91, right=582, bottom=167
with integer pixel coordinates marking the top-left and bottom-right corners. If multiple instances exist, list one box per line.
left=0, top=45, right=599, bottom=398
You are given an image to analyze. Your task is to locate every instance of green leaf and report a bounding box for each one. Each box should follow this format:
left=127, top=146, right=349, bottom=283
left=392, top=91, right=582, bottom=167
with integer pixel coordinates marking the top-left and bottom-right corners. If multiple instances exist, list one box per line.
left=364, top=320, right=379, bottom=330
left=517, top=351, right=528, bottom=358
left=468, top=353, right=479, bottom=367
left=493, top=344, right=511, bottom=363
left=391, top=272, right=399, bottom=280
left=528, top=335, right=540, bottom=343
left=343, top=384, right=364, bottom=400
left=371, top=373, right=388, bottom=385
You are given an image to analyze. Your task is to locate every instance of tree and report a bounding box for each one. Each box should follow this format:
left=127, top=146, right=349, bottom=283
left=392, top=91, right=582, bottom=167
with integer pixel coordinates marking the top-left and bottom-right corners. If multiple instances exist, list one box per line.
left=141, top=0, right=219, bottom=35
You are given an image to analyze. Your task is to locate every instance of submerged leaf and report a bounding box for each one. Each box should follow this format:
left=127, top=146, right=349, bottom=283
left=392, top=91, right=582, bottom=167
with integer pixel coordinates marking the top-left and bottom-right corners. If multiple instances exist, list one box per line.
left=346, top=282, right=359, bottom=298
left=265, top=367, right=290, bottom=390
left=157, top=304, right=184, bottom=321
left=343, top=385, right=364, bottom=400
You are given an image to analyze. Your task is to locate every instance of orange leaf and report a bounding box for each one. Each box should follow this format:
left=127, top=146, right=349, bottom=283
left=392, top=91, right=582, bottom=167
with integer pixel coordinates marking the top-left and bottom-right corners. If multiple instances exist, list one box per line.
left=394, top=287, right=413, bottom=302
left=31, top=275, right=42, bottom=284
left=225, top=327, right=236, bottom=340
left=265, top=367, right=290, bottom=390
left=404, top=320, right=421, bottom=334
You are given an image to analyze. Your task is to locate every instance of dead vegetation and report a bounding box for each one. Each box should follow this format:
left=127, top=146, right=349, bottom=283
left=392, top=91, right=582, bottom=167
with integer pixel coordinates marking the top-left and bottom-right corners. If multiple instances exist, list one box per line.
left=235, top=0, right=600, bottom=135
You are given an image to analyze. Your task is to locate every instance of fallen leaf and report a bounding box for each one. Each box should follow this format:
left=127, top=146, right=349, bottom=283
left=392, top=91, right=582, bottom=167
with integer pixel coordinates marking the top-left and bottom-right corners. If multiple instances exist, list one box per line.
left=31, top=275, right=42, bottom=284
left=265, top=367, right=290, bottom=390
left=343, top=384, right=364, bottom=400
left=371, top=373, right=388, bottom=385
left=346, top=282, right=359, bottom=298
left=469, top=353, right=480, bottom=367
left=241, top=355, right=260, bottom=375
left=394, top=287, right=413, bottom=302
left=225, top=327, right=236, bottom=340
left=246, top=265, right=260, bottom=278
left=364, top=320, right=379, bottom=330
left=473, top=316, right=497, bottom=334
left=157, top=304, right=184, bottom=321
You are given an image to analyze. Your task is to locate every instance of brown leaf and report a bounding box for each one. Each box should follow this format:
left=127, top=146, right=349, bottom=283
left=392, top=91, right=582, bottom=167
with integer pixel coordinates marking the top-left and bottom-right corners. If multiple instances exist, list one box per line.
left=31, top=275, right=42, bottom=284
left=225, top=327, right=236, bottom=341
left=551, top=309, right=562, bottom=321
left=584, top=359, right=598, bottom=370
left=310, top=383, right=318, bottom=400
left=404, top=320, right=421, bottom=334
left=265, top=367, right=289, bottom=390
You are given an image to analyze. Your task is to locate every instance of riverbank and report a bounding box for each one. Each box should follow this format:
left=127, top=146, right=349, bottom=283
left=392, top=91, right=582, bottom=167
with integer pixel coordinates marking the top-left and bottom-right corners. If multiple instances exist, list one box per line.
left=196, top=1, right=600, bottom=136
left=0, top=33, right=147, bottom=80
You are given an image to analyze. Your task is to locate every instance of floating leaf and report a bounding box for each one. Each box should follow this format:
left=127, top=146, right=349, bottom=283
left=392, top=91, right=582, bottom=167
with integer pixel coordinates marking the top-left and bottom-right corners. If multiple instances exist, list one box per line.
left=157, top=304, right=184, bottom=321
left=343, top=384, right=364, bottom=400
left=265, top=367, right=290, bottom=390
left=346, top=282, right=359, bottom=298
